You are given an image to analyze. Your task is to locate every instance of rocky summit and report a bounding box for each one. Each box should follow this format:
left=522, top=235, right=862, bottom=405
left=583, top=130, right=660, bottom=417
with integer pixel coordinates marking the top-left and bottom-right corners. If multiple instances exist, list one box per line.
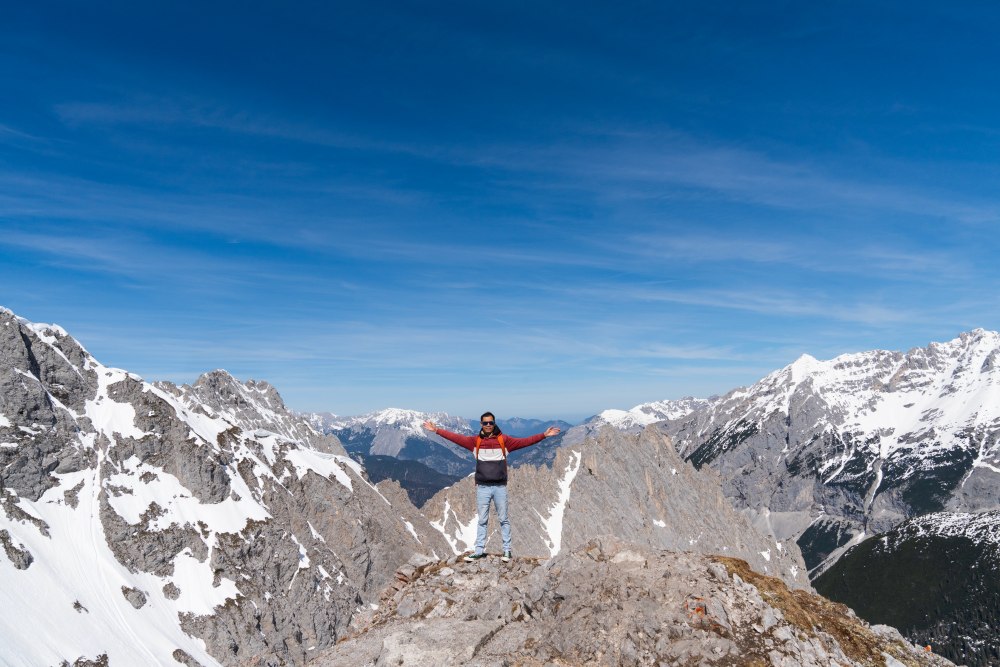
left=311, top=536, right=955, bottom=667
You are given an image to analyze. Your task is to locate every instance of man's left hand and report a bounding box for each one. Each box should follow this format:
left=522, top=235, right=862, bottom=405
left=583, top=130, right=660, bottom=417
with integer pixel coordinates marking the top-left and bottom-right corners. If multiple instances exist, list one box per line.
left=544, top=427, right=561, bottom=437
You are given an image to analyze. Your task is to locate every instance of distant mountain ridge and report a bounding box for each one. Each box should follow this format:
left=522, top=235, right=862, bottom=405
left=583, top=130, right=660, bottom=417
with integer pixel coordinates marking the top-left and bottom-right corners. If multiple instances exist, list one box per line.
left=308, top=408, right=474, bottom=476
left=310, top=409, right=573, bottom=490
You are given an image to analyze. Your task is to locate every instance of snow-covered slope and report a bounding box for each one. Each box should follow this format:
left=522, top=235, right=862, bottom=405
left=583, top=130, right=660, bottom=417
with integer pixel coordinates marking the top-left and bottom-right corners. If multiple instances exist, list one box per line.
left=595, top=397, right=710, bottom=430
left=0, top=308, right=448, bottom=666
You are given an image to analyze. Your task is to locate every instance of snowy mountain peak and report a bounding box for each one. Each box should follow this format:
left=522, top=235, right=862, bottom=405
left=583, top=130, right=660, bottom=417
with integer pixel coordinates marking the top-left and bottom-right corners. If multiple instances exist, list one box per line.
left=566, top=398, right=710, bottom=438
left=0, top=308, right=450, bottom=665
left=321, top=407, right=469, bottom=435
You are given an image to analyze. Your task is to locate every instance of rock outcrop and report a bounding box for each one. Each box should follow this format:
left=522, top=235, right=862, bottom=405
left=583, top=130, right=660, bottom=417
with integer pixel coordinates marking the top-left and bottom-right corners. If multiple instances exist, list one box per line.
left=312, top=537, right=955, bottom=667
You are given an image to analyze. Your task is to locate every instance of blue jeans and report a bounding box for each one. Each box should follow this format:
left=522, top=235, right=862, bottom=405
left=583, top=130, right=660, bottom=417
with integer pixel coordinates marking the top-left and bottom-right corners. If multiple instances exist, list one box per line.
left=475, top=484, right=511, bottom=553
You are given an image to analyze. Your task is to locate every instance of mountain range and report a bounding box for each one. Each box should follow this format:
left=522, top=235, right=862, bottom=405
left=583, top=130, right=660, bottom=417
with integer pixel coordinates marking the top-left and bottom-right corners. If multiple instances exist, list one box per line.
left=2, top=307, right=851, bottom=666
left=557, top=329, right=1000, bottom=666
left=566, top=330, right=1000, bottom=568
left=299, top=329, right=1000, bottom=664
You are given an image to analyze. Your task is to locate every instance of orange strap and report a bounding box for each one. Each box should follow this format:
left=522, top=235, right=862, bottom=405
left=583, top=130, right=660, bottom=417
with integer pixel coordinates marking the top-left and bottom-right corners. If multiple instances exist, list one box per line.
left=474, top=434, right=507, bottom=460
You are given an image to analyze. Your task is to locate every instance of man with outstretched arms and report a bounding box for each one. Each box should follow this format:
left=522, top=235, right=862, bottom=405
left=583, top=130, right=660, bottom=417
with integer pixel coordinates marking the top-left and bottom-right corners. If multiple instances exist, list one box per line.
left=423, top=412, right=560, bottom=562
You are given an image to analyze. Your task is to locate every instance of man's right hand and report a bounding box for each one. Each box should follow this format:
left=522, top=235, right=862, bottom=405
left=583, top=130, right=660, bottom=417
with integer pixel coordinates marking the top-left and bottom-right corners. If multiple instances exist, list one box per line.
left=422, top=420, right=437, bottom=432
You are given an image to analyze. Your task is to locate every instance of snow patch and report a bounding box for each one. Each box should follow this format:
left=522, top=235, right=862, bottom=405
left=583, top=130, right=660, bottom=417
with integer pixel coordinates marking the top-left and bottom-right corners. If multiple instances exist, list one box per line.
left=429, top=498, right=476, bottom=555
left=402, top=519, right=421, bottom=544
left=85, top=369, right=148, bottom=441
left=536, top=450, right=582, bottom=557
left=105, top=457, right=270, bottom=535
left=170, top=548, right=240, bottom=614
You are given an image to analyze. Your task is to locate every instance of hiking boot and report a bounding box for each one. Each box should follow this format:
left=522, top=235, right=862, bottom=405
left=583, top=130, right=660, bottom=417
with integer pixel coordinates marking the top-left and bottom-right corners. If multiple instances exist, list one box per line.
left=501, top=551, right=512, bottom=563
left=463, top=552, right=487, bottom=562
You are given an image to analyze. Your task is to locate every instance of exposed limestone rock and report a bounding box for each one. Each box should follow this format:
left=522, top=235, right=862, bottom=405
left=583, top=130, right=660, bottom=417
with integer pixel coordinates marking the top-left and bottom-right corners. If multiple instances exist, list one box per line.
left=172, top=649, right=207, bottom=667
left=0, top=528, right=33, bottom=569
left=121, top=585, right=148, bottom=609
left=312, top=537, right=954, bottom=667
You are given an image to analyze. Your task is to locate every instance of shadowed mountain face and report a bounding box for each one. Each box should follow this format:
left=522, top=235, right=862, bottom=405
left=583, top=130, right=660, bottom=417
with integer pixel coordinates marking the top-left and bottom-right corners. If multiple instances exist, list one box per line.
left=352, top=454, right=462, bottom=507
left=815, top=510, right=1000, bottom=667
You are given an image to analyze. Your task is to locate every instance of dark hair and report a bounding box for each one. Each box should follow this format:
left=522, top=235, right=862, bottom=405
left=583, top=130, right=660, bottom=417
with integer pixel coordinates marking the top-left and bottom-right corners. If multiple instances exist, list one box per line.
left=480, top=411, right=495, bottom=422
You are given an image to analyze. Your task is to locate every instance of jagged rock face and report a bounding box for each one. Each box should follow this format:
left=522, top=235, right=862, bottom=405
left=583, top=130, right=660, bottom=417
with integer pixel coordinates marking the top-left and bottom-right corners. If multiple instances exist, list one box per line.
left=0, top=309, right=449, bottom=666
left=569, top=330, right=1000, bottom=576
left=423, top=426, right=809, bottom=589
left=311, top=537, right=955, bottom=667
left=816, top=509, right=1000, bottom=667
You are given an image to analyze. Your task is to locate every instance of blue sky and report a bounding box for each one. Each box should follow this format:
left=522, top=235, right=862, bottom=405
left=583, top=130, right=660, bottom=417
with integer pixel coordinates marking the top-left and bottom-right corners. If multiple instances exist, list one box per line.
left=3, top=3, right=1000, bottom=422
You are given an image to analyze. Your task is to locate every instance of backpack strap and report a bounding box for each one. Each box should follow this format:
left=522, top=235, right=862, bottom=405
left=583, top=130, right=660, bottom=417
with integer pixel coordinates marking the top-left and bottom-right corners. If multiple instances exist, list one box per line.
left=474, top=434, right=507, bottom=460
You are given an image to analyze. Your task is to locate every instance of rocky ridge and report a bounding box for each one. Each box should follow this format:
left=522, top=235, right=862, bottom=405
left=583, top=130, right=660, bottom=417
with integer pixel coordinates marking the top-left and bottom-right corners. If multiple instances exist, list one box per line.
left=311, top=536, right=955, bottom=667
left=423, top=425, right=808, bottom=589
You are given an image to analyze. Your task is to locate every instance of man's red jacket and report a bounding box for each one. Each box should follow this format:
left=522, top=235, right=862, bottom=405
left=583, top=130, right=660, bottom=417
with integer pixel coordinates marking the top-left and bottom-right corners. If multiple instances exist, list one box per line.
left=432, top=428, right=547, bottom=485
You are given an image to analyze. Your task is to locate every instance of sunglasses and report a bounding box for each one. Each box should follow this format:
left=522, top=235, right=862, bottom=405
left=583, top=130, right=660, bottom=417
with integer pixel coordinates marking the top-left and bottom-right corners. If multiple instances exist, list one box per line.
left=481, top=420, right=495, bottom=426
